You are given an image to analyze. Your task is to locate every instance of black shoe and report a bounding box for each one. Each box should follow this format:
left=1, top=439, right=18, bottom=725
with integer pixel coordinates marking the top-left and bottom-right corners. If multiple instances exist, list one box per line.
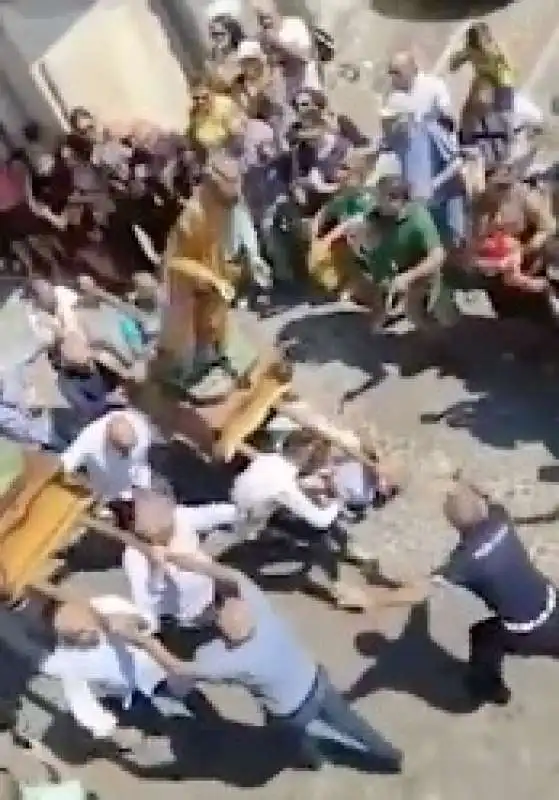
left=368, top=752, right=403, bottom=775
left=464, top=673, right=512, bottom=706
left=292, top=744, right=324, bottom=771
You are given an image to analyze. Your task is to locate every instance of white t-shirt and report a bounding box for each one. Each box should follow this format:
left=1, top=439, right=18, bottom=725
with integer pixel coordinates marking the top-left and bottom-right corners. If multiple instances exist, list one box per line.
left=385, top=71, right=452, bottom=121
left=231, top=452, right=339, bottom=530
left=41, top=595, right=166, bottom=738
left=123, top=502, right=237, bottom=628
left=60, top=408, right=153, bottom=500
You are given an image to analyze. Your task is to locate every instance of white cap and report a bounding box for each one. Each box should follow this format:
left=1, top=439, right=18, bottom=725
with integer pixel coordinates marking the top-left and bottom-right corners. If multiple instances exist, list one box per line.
left=277, top=16, right=312, bottom=56
left=236, top=39, right=264, bottom=61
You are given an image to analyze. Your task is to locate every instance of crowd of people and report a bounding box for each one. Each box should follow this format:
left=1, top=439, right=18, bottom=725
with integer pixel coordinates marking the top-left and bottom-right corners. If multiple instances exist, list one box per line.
left=0, top=3, right=559, bottom=788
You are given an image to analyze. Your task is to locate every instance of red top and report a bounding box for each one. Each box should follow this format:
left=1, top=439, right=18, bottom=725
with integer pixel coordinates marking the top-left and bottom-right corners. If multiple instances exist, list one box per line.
left=0, top=161, right=27, bottom=211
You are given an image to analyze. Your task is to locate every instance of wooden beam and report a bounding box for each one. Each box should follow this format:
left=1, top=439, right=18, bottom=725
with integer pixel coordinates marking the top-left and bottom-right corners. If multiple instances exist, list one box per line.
left=278, top=398, right=378, bottom=469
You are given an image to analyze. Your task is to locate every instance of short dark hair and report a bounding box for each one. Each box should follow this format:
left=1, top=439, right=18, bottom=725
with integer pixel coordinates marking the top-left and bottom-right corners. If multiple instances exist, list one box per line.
left=22, top=121, right=41, bottom=143
left=377, top=174, right=410, bottom=202
left=214, top=578, right=241, bottom=609
left=210, top=14, right=245, bottom=50
left=69, top=106, right=94, bottom=131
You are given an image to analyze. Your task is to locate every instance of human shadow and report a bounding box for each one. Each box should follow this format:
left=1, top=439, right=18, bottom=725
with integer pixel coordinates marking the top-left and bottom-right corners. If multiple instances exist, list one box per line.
left=404, top=315, right=559, bottom=456
left=218, top=531, right=335, bottom=605
left=278, top=307, right=437, bottom=392
left=31, top=685, right=288, bottom=788
left=346, top=602, right=479, bottom=714
left=219, top=523, right=401, bottom=608
left=368, top=0, right=513, bottom=22
left=419, top=362, right=559, bottom=457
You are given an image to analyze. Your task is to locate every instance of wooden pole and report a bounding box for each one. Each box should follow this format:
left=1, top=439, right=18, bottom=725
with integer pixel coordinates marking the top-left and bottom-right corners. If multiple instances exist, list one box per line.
left=278, top=398, right=378, bottom=469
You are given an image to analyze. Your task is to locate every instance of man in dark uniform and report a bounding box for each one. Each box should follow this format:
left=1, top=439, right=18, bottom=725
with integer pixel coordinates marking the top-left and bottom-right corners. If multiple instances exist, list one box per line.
left=372, top=479, right=559, bottom=706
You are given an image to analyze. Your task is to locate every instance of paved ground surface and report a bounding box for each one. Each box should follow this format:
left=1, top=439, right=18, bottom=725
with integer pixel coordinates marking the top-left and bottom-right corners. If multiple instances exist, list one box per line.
left=4, top=1, right=559, bottom=798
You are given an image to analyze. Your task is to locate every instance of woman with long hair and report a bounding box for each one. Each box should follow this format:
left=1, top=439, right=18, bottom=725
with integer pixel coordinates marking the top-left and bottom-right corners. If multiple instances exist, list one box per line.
left=449, top=22, right=515, bottom=147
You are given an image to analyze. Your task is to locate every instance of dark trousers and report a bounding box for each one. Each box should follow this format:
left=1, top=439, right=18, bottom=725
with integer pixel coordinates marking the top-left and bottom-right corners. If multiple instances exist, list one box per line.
left=469, top=604, right=559, bottom=687
left=270, top=667, right=402, bottom=772
left=273, top=511, right=348, bottom=584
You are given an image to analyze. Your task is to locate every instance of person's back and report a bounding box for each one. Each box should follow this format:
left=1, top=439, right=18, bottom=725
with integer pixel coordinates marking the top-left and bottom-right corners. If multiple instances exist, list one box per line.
left=193, top=578, right=317, bottom=715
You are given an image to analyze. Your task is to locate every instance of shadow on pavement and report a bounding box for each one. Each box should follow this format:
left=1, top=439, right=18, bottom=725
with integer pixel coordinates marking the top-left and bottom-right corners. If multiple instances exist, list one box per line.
left=38, top=690, right=288, bottom=788
left=279, top=309, right=559, bottom=457
left=346, top=602, right=479, bottom=714
left=35, top=681, right=393, bottom=786
left=368, top=0, right=513, bottom=22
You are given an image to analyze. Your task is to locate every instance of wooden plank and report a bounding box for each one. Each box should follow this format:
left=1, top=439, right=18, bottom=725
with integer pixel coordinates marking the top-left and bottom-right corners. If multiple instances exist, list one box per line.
left=0, top=481, right=93, bottom=600
left=216, top=371, right=292, bottom=461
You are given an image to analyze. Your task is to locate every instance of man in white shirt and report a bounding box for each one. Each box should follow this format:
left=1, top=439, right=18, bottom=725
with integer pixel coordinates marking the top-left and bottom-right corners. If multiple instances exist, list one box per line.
left=40, top=593, right=187, bottom=745
left=231, top=433, right=368, bottom=608
left=386, top=51, right=453, bottom=122
left=123, top=489, right=239, bottom=630
left=60, top=408, right=153, bottom=501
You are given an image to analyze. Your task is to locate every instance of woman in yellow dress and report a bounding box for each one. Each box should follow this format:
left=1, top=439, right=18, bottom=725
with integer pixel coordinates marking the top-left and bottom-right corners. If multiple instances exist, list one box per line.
left=449, top=22, right=515, bottom=145
left=187, top=75, right=246, bottom=156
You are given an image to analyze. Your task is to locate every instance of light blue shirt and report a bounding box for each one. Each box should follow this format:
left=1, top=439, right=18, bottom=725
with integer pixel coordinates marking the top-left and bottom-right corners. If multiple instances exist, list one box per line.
left=225, top=201, right=271, bottom=288
left=189, top=578, right=317, bottom=716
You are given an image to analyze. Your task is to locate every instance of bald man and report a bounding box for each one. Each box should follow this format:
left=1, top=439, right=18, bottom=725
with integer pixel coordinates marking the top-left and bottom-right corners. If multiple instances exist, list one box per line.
left=123, top=489, right=238, bottom=630
left=373, top=480, right=559, bottom=707
left=385, top=50, right=452, bottom=123
left=60, top=408, right=154, bottom=501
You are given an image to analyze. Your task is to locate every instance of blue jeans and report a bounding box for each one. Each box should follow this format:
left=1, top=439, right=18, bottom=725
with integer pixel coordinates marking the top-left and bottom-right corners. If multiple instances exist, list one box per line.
left=429, top=195, right=466, bottom=248
left=269, top=667, right=402, bottom=771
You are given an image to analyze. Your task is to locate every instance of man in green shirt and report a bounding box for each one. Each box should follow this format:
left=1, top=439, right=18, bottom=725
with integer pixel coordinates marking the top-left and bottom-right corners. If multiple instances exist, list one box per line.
left=353, top=175, right=458, bottom=329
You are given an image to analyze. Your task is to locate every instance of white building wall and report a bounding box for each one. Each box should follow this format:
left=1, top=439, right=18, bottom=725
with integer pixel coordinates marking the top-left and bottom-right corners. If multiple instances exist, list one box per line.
left=0, top=0, right=192, bottom=135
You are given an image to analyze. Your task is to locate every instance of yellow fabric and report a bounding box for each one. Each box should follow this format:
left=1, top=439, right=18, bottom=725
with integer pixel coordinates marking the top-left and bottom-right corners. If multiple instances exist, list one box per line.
left=466, top=46, right=514, bottom=87
left=189, top=94, right=239, bottom=151
left=308, top=239, right=362, bottom=294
